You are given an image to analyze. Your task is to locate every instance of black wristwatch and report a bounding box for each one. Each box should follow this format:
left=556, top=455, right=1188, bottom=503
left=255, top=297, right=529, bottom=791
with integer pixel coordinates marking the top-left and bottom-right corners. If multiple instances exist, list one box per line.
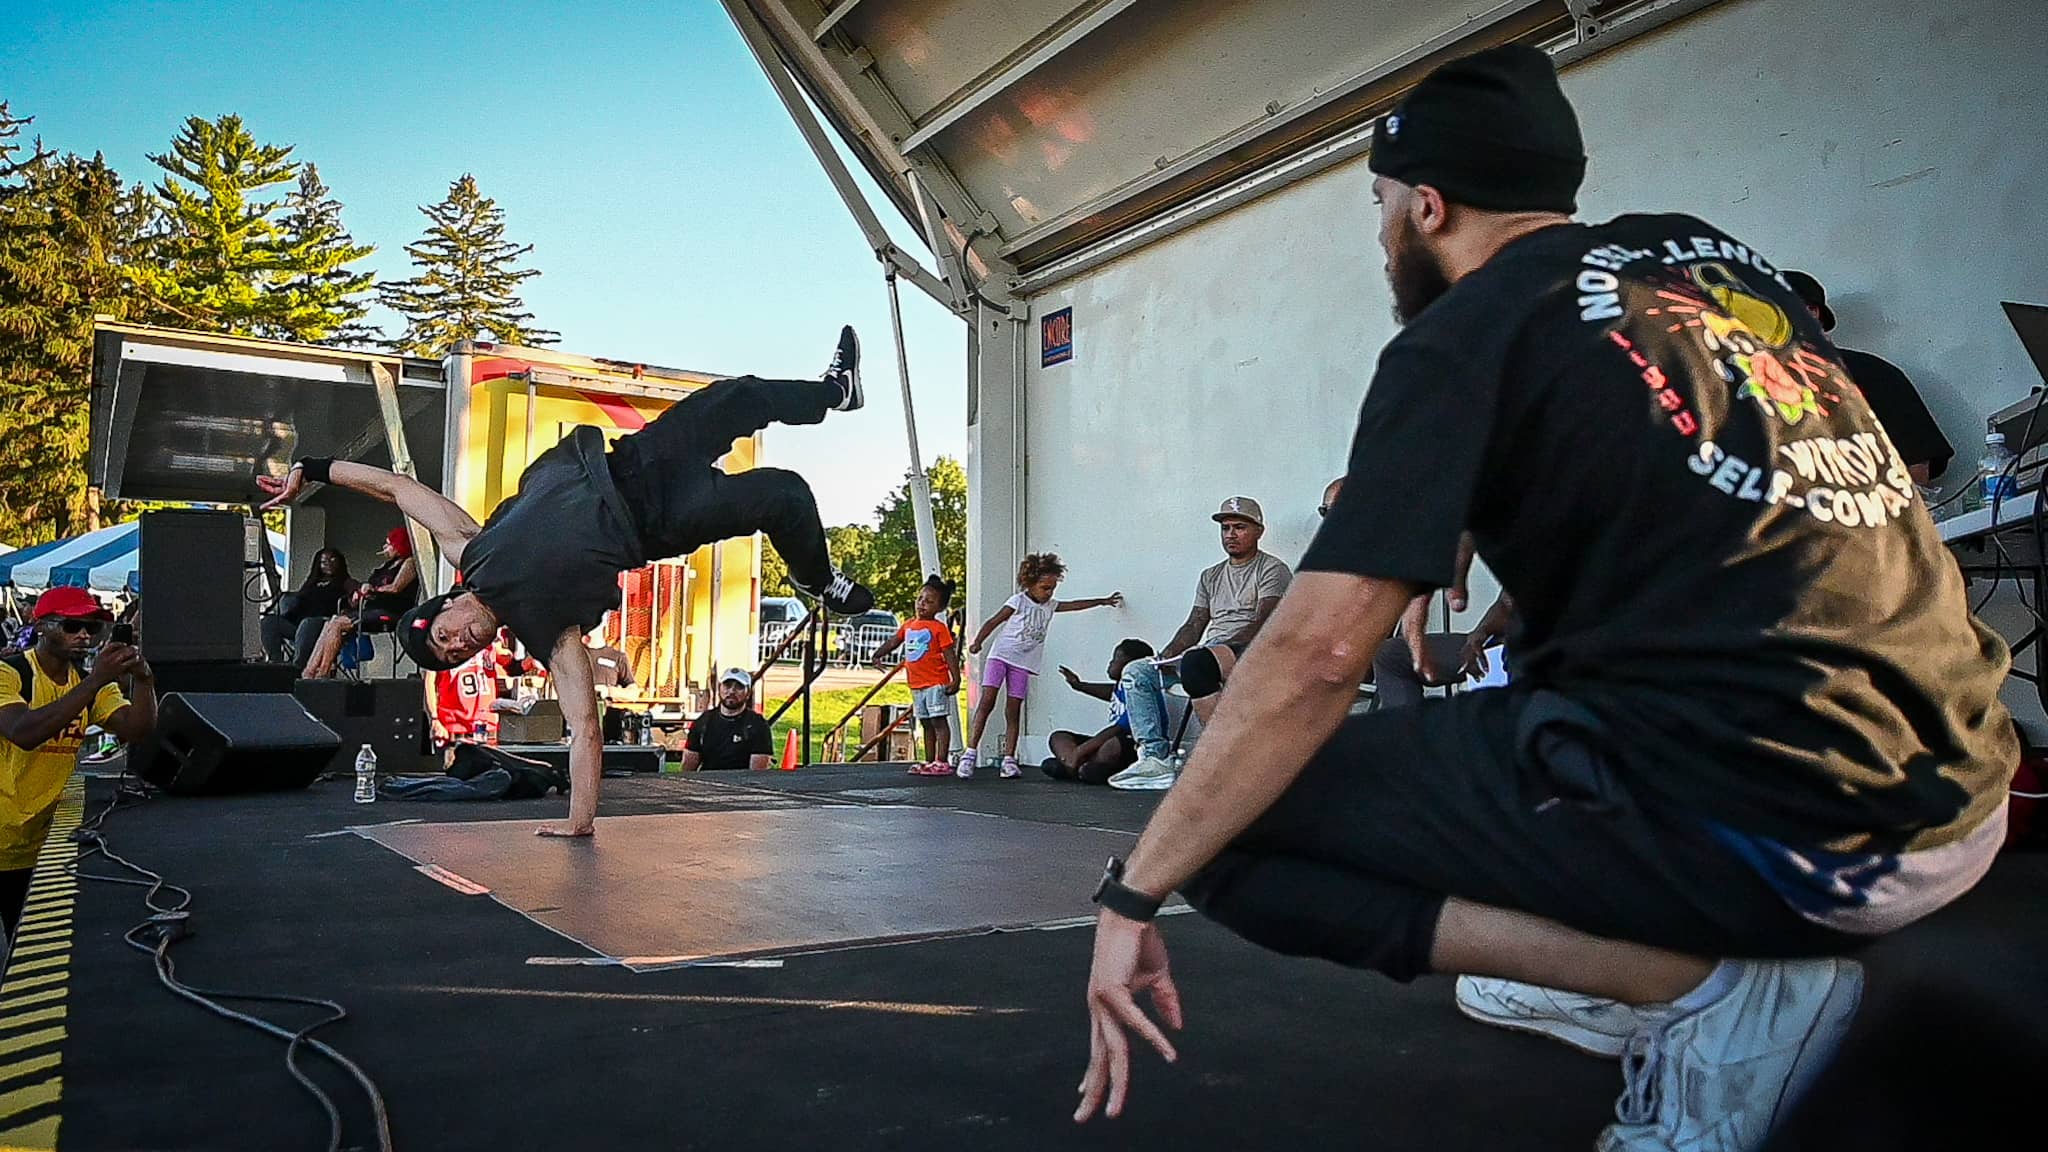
left=1092, top=856, right=1164, bottom=923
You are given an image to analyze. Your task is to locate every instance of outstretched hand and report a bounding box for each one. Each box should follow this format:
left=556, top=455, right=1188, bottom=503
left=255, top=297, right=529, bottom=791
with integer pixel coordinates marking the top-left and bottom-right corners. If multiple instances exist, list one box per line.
left=1076, top=912, right=1183, bottom=1123
left=256, top=467, right=305, bottom=511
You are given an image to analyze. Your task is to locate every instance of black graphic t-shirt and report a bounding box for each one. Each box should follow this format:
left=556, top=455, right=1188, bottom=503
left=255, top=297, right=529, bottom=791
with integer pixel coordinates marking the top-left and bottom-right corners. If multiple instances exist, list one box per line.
left=1306, top=214, right=2014, bottom=861
left=686, top=708, right=772, bottom=772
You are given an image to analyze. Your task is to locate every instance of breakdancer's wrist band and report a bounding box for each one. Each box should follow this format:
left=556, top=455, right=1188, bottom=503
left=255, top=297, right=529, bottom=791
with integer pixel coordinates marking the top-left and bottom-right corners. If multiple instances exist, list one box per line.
left=1093, top=856, right=1164, bottom=922
left=296, top=457, right=334, bottom=485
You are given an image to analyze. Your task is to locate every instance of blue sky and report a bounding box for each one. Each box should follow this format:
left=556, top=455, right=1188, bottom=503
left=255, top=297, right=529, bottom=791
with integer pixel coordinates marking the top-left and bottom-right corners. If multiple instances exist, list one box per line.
left=10, top=0, right=966, bottom=526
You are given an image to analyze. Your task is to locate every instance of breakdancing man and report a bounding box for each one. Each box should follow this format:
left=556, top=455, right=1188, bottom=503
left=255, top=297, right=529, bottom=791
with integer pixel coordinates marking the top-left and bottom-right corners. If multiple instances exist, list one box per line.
left=1073, top=47, right=2014, bottom=1151
left=260, top=327, right=875, bottom=837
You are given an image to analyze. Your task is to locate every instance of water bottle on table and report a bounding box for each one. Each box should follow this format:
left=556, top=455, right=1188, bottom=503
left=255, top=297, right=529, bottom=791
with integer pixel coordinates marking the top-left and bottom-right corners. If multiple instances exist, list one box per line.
left=353, top=743, right=378, bottom=804
left=1978, top=431, right=2017, bottom=513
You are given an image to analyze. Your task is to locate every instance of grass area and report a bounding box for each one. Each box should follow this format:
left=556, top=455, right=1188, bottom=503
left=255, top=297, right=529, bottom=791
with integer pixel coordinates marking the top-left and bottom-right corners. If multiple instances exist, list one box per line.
left=764, top=683, right=968, bottom=764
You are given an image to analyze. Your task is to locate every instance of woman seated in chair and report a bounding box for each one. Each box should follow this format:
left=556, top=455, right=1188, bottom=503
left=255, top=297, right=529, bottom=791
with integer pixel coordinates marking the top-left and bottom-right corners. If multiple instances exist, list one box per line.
left=261, top=547, right=357, bottom=668
left=302, top=528, right=420, bottom=678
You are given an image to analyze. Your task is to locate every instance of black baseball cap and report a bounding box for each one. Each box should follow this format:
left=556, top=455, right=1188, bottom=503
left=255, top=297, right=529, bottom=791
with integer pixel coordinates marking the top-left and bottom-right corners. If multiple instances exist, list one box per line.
left=397, top=593, right=461, bottom=671
left=1781, top=270, right=1836, bottom=331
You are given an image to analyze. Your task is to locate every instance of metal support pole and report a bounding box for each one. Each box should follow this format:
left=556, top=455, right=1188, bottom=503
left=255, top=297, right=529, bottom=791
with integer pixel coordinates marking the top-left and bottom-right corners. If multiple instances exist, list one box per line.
left=719, top=0, right=952, bottom=310
left=887, top=271, right=943, bottom=578
left=370, top=361, right=439, bottom=597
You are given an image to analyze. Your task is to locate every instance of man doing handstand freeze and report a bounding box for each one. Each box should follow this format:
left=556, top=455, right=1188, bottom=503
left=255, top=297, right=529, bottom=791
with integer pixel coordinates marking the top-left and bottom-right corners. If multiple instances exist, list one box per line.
left=260, top=327, right=876, bottom=837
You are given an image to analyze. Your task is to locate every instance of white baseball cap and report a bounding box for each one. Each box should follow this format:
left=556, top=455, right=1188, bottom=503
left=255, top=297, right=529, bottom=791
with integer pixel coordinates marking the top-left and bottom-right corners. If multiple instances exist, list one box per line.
left=719, top=667, right=753, bottom=689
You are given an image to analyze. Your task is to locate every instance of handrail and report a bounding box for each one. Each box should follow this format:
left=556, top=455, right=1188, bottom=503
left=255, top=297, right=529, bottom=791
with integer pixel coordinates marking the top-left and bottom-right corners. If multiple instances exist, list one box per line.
left=752, top=606, right=820, bottom=685
left=816, top=660, right=904, bottom=748
left=763, top=612, right=828, bottom=729
left=849, top=706, right=915, bottom=763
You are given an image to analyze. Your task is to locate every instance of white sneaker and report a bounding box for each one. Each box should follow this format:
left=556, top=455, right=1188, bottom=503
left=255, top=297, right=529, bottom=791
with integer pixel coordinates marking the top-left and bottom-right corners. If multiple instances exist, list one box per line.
left=1455, top=976, right=1671, bottom=1058
left=1597, top=958, right=1864, bottom=1152
left=1108, top=756, right=1177, bottom=791
left=956, top=750, right=976, bottom=779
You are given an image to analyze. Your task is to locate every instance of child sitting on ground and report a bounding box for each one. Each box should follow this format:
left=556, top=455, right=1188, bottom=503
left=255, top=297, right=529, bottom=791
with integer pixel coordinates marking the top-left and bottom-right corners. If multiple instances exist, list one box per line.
left=961, top=553, right=1121, bottom=779
left=1045, top=638, right=1155, bottom=784
left=873, top=576, right=962, bottom=775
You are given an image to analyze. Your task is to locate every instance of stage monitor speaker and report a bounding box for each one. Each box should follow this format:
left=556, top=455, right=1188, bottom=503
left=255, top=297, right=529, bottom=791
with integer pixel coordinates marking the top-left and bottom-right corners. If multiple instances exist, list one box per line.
left=293, top=678, right=430, bottom=775
left=143, top=692, right=339, bottom=796
left=139, top=509, right=246, bottom=662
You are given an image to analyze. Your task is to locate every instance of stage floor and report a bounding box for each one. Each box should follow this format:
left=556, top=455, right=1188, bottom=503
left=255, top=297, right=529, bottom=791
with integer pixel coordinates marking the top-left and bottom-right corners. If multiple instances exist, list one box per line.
left=359, top=805, right=1161, bottom=967
left=8, top=764, right=2046, bottom=1151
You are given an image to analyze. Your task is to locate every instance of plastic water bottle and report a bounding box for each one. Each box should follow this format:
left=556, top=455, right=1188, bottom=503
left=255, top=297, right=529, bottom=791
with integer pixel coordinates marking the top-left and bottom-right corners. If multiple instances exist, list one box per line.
left=1980, top=431, right=2018, bottom=510
left=353, top=744, right=378, bottom=804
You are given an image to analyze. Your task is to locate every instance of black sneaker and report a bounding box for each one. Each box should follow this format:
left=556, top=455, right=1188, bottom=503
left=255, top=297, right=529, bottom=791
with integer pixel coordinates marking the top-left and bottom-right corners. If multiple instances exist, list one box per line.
left=806, top=570, right=873, bottom=615
left=826, top=325, right=862, bottom=412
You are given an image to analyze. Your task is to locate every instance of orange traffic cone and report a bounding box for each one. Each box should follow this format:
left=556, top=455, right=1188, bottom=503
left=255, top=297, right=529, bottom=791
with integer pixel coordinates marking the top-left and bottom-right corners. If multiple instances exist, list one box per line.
left=778, top=729, right=800, bottom=771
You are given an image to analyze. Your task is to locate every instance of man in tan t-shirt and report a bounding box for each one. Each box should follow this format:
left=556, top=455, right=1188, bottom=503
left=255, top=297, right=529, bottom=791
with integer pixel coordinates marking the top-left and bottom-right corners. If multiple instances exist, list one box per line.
left=1110, top=496, right=1292, bottom=789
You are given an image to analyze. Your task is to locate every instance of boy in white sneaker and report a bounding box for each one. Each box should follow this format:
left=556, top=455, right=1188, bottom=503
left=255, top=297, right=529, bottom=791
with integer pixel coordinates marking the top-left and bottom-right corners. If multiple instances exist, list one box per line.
left=1073, top=47, right=2015, bottom=1152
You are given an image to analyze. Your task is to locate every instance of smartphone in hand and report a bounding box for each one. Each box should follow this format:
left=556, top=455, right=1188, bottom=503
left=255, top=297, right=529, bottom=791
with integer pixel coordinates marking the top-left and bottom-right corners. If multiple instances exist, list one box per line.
left=110, top=622, right=135, bottom=646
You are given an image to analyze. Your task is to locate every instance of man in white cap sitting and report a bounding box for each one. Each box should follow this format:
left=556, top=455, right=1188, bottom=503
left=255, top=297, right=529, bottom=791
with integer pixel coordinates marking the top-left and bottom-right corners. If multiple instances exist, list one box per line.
left=1110, top=497, right=1292, bottom=790
left=682, top=668, right=773, bottom=772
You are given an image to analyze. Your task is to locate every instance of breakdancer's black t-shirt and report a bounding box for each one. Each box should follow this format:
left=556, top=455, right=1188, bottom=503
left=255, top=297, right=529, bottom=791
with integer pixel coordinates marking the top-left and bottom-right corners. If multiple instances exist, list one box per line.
left=1304, top=214, right=2014, bottom=859
left=462, top=427, right=643, bottom=668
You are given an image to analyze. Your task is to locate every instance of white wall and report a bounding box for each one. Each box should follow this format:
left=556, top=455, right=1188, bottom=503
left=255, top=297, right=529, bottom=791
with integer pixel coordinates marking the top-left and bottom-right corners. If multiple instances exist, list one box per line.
left=995, top=0, right=2048, bottom=752
left=1016, top=155, right=1406, bottom=753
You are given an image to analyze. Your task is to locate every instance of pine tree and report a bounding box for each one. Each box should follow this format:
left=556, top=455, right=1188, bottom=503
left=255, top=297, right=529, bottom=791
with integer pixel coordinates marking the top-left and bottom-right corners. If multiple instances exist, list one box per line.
left=126, top=114, right=301, bottom=334
left=379, top=174, right=558, bottom=356
left=263, top=164, right=377, bottom=345
left=0, top=102, right=52, bottom=188
left=0, top=104, right=152, bottom=544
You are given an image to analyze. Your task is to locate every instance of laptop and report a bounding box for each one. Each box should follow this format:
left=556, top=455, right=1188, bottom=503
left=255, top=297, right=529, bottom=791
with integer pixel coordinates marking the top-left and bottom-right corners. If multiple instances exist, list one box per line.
left=1985, top=303, right=2048, bottom=472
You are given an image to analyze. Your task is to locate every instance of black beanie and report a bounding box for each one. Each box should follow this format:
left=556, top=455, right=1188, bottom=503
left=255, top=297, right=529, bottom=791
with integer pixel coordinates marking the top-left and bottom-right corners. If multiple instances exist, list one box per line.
left=1369, top=43, right=1586, bottom=213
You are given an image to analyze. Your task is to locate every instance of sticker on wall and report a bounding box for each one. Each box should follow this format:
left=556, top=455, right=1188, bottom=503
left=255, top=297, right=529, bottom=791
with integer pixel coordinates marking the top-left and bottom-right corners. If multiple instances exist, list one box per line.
left=1042, top=307, right=1073, bottom=367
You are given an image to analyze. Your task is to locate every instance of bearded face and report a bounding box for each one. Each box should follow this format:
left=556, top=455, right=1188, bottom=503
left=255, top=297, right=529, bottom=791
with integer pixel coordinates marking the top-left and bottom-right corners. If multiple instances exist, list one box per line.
left=1385, top=209, right=1453, bottom=325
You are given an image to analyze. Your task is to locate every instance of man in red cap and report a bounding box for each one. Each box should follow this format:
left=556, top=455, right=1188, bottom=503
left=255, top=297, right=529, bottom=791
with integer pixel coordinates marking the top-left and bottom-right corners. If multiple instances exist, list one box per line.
left=0, top=587, right=155, bottom=941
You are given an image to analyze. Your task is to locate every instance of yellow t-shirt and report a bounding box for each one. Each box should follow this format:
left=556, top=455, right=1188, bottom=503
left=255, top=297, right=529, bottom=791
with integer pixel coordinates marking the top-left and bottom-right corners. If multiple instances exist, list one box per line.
left=0, top=653, right=128, bottom=870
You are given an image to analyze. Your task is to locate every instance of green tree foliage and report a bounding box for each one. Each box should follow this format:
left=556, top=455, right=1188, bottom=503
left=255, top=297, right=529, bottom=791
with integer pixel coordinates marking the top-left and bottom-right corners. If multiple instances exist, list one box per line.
left=757, top=456, right=968, bottom=617
left=264, top=163, right=377, bottom=345
left=379, top=174, right=557, bottom=356
left=0, top=102, right=152, bottom=545
left=0, top=105, right=380, bottom=546
left=865, top=456, right=967, bottom=613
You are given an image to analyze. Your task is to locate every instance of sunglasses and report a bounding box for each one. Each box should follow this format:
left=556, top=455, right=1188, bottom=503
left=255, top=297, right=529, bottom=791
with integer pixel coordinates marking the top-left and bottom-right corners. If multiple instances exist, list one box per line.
left=57, top=618, right=107, bottom=636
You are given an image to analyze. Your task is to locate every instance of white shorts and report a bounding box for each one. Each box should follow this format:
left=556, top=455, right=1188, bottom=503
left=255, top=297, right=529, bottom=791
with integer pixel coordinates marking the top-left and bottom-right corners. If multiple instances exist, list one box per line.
left=912, top=685, right=952, bottom=719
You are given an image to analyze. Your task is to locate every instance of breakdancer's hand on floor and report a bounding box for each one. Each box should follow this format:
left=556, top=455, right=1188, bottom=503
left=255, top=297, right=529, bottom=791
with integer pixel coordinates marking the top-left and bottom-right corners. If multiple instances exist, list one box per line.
left=1076, top=911, right=1182, bottom=1123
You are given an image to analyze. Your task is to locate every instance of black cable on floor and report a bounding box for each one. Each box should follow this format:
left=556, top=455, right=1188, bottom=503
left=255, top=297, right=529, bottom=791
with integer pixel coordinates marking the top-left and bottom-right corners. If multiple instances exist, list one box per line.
left=66, top=777, right=395, bottom=1152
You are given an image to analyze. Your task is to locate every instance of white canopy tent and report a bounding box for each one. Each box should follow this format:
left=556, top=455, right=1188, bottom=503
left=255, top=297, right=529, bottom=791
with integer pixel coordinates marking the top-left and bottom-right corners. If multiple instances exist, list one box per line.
left=0, top=521, right=286, bottom=595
